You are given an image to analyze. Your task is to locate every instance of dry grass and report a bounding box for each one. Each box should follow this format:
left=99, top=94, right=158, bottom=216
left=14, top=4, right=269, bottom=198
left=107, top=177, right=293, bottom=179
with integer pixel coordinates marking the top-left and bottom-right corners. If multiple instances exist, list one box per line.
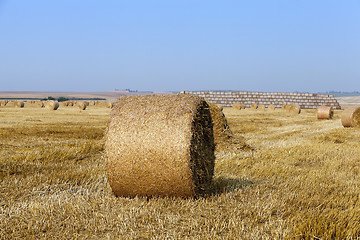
left=1, top=105, right=360, bottom=239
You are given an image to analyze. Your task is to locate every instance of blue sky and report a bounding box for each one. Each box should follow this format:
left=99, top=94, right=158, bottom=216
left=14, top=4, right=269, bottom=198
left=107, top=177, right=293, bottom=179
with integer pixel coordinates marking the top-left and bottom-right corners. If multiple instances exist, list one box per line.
left=0, top=1, right=359, bottom=92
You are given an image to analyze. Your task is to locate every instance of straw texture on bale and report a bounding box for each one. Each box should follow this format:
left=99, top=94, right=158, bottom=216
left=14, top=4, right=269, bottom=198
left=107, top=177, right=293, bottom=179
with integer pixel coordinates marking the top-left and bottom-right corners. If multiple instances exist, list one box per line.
left=317, top=105, right=334, bottom=120
left=341, top=107, right=360, bottom=127
left=45, top=101, right=59, bottom=110
left=268, top=104, right=275, bottom=110
left=251, top=103, right=258, bottom=109
left=15, top=101, right=24, bottom=108
left=232, top=103, right=241, bottom=110
left=106, top=94, right=215, bottom=198
left=208, top=102, right=232, bottom=143
left=217, top=104, right=223, bottom=111
left=77, top=102, right=87, bottom=110
left=288, top=104, right=301, bottom=114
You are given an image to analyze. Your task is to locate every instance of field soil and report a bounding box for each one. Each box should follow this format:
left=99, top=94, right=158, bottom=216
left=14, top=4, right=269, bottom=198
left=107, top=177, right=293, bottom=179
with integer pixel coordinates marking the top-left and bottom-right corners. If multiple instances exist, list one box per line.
left=1, top=103, right=360, bottom=239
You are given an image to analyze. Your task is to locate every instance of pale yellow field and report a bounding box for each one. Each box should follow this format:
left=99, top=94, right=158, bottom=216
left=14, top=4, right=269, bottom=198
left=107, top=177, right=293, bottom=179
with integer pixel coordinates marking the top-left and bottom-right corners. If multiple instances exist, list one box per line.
left=1, top=103, right=360, bottom=239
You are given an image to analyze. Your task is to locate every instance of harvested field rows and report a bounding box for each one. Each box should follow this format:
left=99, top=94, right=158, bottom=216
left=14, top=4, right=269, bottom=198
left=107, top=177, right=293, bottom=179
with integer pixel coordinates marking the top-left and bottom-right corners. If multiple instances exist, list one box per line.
left=1, top=106, right=360, bottom=239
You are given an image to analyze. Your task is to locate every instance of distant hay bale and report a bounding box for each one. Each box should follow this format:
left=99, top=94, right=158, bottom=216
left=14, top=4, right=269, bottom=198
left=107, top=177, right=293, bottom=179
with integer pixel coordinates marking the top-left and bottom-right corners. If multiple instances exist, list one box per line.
left=84, top=101, right=89, bottom=106
left=341, top=107, right=360, bottom=127
left=0, top=100, right=7, bottom=107
left=268, top=104, right=275, bottom=110
left=90, top=101, right=96, bottom=106
left=36, top=101, right=44, bottom=108
left=287, top=104, right=301, bottom=114
left=77, top=102, right=87, bottom=110
left=68, top=101, right=74, bottom=106
left=45, top=100, right=59, bottom=110
left=251, top=103, right=258, bottom=109
left=61, top=101, right=68, bottom=107
left=208, top=102, right=232, bottom=143
left=106, top=94, right=215, bottom=198
left=258, top=104, right=265, bottom=110
left=240, top=104, right=245, bottom=109
left=232, top=103, right=241, bottom=110
left=106, top=102, right=114, bottom=108
left=15, top=101, right=24, bottom=108
left=288, top=104, right=301, bottom=114
left=317, top=105, right=334, bottom=120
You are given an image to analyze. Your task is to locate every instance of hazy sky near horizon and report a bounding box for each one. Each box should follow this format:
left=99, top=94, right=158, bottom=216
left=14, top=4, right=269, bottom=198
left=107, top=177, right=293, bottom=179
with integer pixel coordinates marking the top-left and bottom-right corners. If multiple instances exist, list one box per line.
left=1, top=1, right=359, bottom=93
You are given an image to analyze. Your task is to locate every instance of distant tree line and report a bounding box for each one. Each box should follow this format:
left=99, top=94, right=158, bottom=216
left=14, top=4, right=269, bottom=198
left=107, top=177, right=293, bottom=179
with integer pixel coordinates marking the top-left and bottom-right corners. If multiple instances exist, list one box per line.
left=41, top=96, right=106, bottom=102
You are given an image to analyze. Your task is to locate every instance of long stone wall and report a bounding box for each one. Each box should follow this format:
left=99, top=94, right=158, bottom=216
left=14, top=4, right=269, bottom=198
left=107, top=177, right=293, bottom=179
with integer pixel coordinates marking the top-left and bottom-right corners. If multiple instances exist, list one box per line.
left=181, top=91, right=341, bottom=109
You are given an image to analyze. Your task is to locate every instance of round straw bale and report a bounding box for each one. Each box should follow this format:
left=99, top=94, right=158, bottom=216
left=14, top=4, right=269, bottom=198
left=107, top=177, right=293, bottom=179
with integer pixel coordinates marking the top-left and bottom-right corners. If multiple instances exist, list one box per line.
left=45, top=100, right=59, bottom=110
left=208, top=102, right=232, bottom=143
left=15, top=101, right=24, bottom=108
left=36, top=101, right=44, bottom=108
left=61, top=101, right=68, bottom=107
left=258, top=104, right=265, bottom=110
left=84, top=101, right=89, bottom=106
left=288, top=104, right=301, bottom=114
left=240, top=104, right=245, bottom=109
left=68, top=101, right=74, bottom=106
left=317, top=105, right=333, bottom=120
left=90, top=100, right=96, bottom=106
left=232, top=103, right=241, bottom=110
left=0, top=100, right=7, bottom=107
left=251, top=103, right=258, bottom=109
left=106, top=101, right=114, bottom=108
left=106, top=94, right=215, bottom=198
left=268, top=104, right=275, bottom=110
left=77, top=102, right=87, bottom=110
left=341, top=107, right=360, bottom=127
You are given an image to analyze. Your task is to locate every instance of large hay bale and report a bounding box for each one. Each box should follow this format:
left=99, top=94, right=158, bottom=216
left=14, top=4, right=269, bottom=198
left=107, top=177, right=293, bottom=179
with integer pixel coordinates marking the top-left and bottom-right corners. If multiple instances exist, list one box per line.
left=251, top=103, right=258, bottom=109
left=106, top=95, right=215, bottom=198
left=317, top=105, right=334, bottom=120
left=232, top=103, right=241, bottom=110
left=208, top=102, right=232, bottom=143
left=15, top=101, right=24, bottom=108
left=268, top=104, right=275, bottom=110
left=288, top=104, right=301, bottom=114
left=341, top=107, right=360, bottom=127
left=45, top=100, right=59, bottom=110
left=77, top=102, right=87, bottom=110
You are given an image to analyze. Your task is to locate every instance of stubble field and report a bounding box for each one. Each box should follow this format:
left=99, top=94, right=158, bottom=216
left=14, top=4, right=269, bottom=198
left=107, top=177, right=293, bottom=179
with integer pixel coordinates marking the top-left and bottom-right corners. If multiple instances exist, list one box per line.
left=1, top=103, right=360, bottom=239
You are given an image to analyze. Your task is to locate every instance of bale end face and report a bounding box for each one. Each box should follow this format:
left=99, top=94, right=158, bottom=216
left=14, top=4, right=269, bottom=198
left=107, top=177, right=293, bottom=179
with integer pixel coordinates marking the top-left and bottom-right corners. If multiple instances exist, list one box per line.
left=105, top=95, right=215, bottom=198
